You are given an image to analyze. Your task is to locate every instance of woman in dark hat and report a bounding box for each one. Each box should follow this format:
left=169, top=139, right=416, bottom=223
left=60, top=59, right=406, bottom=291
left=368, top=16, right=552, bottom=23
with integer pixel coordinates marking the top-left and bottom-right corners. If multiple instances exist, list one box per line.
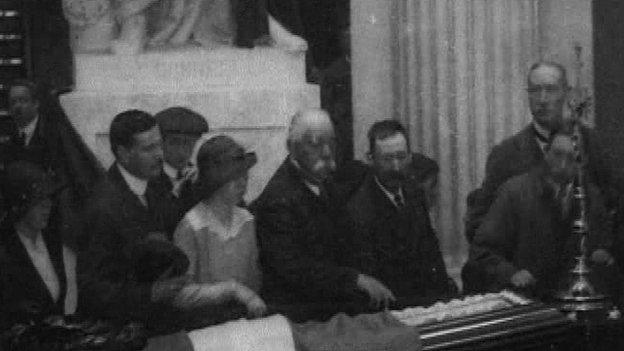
left=173, top=135, right=266, bottom=318
left=0, top=161, right=77, bottom=330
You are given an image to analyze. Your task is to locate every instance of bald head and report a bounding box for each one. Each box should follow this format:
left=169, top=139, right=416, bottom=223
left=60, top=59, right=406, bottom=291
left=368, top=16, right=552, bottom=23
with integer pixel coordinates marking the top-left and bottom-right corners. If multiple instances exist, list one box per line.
left=527, top=62, right=568, bottom=87
left=287, top=108, right=335, bottom=145
left=287, top=109, right=337, bottom=183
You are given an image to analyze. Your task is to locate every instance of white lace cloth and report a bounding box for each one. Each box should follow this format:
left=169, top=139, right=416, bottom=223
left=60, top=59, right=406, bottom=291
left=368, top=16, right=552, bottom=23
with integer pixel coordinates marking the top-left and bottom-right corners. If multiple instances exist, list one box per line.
left=187, top=314, right=295, bottom=351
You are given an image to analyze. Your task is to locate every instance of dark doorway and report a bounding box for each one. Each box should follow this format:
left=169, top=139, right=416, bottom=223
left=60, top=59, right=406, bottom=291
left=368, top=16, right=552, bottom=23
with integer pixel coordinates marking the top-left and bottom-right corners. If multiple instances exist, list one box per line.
left=593, top=0, right=624, bottom=173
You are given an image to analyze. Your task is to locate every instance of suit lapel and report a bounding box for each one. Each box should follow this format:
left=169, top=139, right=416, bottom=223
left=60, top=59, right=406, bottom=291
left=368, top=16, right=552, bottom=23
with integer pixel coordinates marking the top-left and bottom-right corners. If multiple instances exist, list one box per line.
left=516, top=126, right=544, bottom=164
left=285, top=160, right=327, bottom=209
left=108, top=165, right=152, bottom=226
left=368, top=176, right=399, bottom=218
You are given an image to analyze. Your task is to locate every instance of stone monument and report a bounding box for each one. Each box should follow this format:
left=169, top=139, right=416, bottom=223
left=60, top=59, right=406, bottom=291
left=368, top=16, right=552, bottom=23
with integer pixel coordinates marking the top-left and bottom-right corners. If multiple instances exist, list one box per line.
left=60, top=0, right=318, bottom=201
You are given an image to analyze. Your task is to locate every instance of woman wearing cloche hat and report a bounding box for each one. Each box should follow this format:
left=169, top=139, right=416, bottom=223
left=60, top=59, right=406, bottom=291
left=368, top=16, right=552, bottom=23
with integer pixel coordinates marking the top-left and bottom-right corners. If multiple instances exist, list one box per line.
left=173, top=135, right=266, bottom=320
left=0, top=161, right=77, bottom=330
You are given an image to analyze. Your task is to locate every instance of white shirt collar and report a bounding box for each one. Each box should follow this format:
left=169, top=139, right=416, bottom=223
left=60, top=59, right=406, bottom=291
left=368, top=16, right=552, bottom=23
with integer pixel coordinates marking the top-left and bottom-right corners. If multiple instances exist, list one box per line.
left=289, top=156, right=321, bottom=196
left=20, top=115, right=39, bottom=146
left=117, top=163, right=148, bottom=196
left=374, top=176, right=404, bottom=207
left=186, top=201, right=254, bottom=240
left=163, top=162, right=178, bottom=181
left=532, top=121, right=551, bottom=152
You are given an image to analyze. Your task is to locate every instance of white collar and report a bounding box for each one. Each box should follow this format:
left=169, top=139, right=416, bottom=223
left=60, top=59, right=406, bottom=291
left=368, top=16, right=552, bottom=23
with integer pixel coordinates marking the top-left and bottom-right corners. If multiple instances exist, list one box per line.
left=117, top=163, right=148, bottom=196
left=532, top=121, right=551, bottom=139
left=374, top=176, right=404, bottom=207
left=289, top=156, right=321, bottom=196
left=16, top=228, right=44, bottom=250
left=185, top=202, right=254, bottom=240
left=163, top=162, right=178, bottom=181
left=532, top=121, right=551, bottom=152
left=20, top=115, right=39, bottom=145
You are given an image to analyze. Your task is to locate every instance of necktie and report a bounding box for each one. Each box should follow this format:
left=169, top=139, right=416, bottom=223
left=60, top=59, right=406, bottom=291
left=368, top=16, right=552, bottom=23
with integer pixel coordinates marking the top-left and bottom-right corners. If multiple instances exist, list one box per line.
left=532, top=125, right=551, bottom=144
left=555, top=183, right=572, bottom=218
left=393, top=192, right=405, bottom=208
left=145, top=184, right=159, bottom=210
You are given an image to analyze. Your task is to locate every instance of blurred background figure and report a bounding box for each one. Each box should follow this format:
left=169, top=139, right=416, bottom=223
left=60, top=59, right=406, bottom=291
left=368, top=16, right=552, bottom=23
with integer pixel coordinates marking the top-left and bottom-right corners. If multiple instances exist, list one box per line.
left=0, top=161, right=77, bottom=330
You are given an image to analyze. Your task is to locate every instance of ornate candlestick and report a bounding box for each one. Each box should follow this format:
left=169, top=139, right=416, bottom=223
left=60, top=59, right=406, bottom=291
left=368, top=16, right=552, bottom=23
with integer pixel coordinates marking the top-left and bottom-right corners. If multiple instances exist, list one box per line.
left=554, top=44, right=608, bottom=312
left=555, top=169, right=607, bottom=312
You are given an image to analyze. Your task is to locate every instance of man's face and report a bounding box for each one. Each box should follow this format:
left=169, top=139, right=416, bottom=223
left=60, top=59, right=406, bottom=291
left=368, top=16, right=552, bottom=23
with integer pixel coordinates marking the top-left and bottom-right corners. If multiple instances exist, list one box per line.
left=370, top=133, right=411, bottom=191
left=118, top=125, right=164, bottom=180
left=545, top=135, right=576, bottom=184
left=292, top=129, right=337, bottom=183
left=163, top=133, right=200, bottom=171
left=527, top=65, right=568, bottom=131
left=9, top=85, right=39, bottom=128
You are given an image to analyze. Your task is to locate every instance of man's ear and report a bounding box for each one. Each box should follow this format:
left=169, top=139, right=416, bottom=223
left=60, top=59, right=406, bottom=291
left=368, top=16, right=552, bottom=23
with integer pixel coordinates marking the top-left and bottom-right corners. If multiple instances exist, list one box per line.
left=117, top=144, right=131, bottom=166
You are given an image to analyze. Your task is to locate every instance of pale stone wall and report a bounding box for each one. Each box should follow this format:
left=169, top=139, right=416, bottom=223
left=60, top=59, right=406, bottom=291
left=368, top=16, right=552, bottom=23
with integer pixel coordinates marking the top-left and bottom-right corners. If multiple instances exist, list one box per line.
left=61, top=47, right=319, bottom=201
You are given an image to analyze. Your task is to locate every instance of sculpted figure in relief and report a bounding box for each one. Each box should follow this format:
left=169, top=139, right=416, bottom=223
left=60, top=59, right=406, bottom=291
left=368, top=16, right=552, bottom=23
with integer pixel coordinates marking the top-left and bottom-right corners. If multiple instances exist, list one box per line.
left=63, top=0, right=307, bottom=55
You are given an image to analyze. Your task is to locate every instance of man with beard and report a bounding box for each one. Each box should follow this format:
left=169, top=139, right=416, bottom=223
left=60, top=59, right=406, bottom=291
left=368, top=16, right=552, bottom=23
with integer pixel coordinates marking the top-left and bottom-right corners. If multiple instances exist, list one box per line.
left=346, top=120, right=456, bottom=307
left=251, top=108, right=394, bottom=321
left=465, top=133, right=616, bottom=297
left=464, top=62, right=616, bottom=243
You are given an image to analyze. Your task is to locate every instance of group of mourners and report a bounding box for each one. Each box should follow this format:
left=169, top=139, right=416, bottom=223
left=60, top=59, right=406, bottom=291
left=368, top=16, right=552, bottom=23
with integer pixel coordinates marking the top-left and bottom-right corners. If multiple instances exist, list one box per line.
left=1, top=60, right=624, bottom=337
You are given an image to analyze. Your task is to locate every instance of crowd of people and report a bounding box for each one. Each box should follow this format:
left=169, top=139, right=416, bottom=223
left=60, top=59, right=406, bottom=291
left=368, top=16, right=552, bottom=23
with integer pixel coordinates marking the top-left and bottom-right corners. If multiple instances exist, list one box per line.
left=0, top=60, right=623, bottom=337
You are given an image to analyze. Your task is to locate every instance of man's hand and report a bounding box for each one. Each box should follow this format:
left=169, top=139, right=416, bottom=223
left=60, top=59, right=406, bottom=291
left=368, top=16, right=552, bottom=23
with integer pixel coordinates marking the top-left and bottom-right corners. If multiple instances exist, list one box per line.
left=151, top=267, right=190, bottom=303
left=591, top=249, right=615, bottom=266
left=510, top=269, right=536, bottom=288
left=356, top=274, right=396, bottom=309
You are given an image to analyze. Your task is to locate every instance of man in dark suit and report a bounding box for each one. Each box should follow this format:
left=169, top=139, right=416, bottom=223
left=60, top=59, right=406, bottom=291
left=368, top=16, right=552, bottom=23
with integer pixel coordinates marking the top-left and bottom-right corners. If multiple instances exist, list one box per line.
left=0, top=79, right=103, bottom=245
left=465, top=133, right=616, bottom=297
left=465, top=62, right=616, bottom=243
left=347, top=120, right=456, bottom=307
left=251, top=108, right=394, bottom=320
left=78, top=110, right=191, bottom=331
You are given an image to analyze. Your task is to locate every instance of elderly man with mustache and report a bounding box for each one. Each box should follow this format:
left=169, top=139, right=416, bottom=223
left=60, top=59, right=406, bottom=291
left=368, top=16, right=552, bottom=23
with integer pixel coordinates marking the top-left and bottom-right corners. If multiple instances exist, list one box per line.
left=251, top=108, right=394, bottom=321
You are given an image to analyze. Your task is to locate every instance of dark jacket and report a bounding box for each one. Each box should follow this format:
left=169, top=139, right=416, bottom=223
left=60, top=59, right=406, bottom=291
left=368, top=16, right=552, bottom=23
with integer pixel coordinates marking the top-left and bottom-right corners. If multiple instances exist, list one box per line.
left=77, top=165, right=181, bottom=329
left=0, top=95, right=103, bottom=203
left=0, top=220, right=67, bottom=330
left=465, top=125, right=617, bottom=242
left=465, top=167, right=612, bottom=296
left=250, top=159, right=361, bottom=305
left=347, top=174, right=455, bottom=306
left=0, top=95, right=104, bottom=248
left=151, top=171, right=197, bottom=238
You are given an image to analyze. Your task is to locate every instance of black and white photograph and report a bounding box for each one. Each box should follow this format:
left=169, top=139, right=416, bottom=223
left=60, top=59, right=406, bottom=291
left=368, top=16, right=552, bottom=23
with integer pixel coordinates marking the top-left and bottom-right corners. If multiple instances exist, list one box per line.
left=1, top=0, right=624, bottom=350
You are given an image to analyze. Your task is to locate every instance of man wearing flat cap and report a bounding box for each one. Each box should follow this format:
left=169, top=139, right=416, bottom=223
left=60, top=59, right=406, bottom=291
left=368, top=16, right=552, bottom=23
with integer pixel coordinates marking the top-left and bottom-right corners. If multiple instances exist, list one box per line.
left=154, top=107, right=209, bottom=198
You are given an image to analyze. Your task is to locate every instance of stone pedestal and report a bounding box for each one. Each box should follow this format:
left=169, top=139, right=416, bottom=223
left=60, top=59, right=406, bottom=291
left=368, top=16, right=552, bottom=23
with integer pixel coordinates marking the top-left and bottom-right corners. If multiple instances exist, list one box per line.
left=61, top=47, right=319, bottom=201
